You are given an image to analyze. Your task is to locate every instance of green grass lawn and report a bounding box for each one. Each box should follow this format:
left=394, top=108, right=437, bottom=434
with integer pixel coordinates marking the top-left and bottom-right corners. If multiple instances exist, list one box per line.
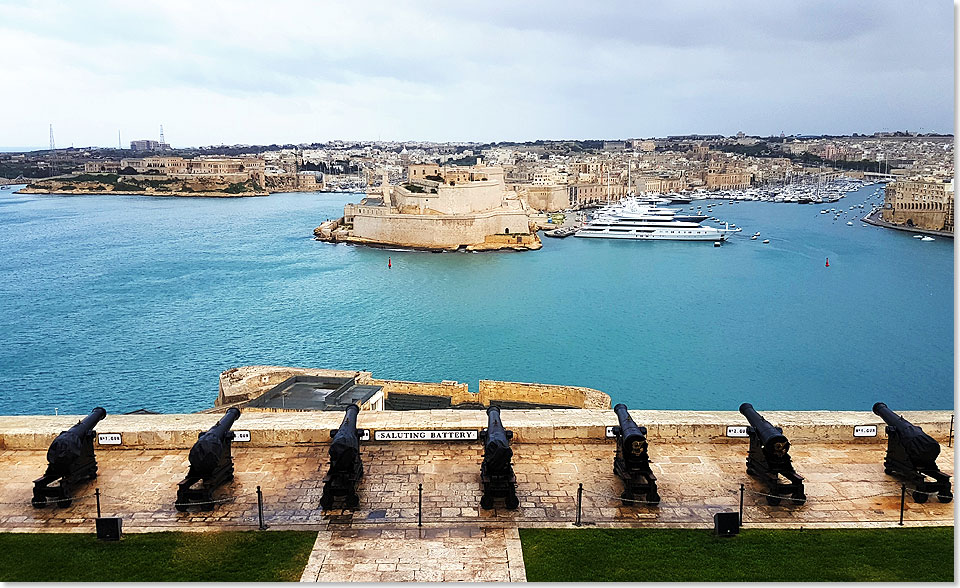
left=0, top=530, right=316, bottom=582
left=520, top=527, right=954, bottom=582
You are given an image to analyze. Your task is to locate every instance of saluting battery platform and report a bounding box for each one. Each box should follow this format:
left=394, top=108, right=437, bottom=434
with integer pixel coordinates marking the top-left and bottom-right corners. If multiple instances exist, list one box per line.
left=873, top=402, right=953, bottom=503
left=33, top=407, right=106, bottom=508
left=739, top=403, right=806, bottom=505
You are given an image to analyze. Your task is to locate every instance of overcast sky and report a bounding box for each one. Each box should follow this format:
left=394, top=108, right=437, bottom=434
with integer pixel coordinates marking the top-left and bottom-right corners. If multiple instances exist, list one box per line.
left=0, top=0, right=953, bottom=148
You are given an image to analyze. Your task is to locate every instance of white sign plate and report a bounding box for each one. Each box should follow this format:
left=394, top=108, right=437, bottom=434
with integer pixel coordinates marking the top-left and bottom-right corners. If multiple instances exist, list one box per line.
left=233, top=430, right=251, bottom=442
left=359, top=429, right=370, bottom=441
left=97, top=433, right=122, bottom=445
left=854, top=425, right=878, bottom=437
left=373, top=430, right=478, bottom=441
left=606, top=426, right=617, bottom=438
left=726, top=426, right=749, bottom=438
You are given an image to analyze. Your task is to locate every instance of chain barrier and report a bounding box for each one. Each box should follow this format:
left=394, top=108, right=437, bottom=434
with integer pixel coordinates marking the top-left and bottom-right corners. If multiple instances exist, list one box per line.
left=98, top=490, right=261, bottom=508
left=581, top=486, right=737, bottom=505
left=0, top=492, right=97, bottom=506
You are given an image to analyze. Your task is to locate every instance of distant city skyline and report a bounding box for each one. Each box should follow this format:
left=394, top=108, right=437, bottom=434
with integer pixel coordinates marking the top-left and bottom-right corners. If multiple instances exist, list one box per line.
left=0, top=0, right=953, bottom=148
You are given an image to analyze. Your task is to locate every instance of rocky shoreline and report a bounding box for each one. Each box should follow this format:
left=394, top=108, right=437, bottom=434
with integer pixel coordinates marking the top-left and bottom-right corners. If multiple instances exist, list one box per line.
left=17, top=187, right=268, bottom=198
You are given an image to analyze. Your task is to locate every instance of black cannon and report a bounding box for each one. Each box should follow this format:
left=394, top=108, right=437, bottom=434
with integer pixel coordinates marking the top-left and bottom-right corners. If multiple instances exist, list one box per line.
left=175, top=408, right=241, bottom=511
left=32, top=407, right=107, bottom=508
left=479, top=406, right=519, bottom=510
left=873, top=402, right=952, bottom=503
left=319, top=404, right=365, bottom=509
left=739, top=403, right=805, bottom=505
left=612, top=404, right=660, bottom=505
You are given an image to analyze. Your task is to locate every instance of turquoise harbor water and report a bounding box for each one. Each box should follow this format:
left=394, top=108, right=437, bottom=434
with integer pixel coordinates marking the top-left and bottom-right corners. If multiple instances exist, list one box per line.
left=0, top=184, right=953, bottom=415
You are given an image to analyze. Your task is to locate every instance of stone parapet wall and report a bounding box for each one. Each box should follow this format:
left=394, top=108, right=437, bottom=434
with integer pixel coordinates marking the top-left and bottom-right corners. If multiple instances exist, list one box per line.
left=0, top=409, right=951, bottom=450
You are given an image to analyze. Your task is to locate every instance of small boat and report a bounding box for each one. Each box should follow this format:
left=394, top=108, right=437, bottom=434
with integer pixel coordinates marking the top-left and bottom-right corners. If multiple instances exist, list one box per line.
left=762, top=239, right=770, bottom=244
left=714, top=241, right=722, bottom=247
left=753, top=232, right=760, bottom=236
left=820, top=210, right=828, bottom=214
left=921, top=236, right=935, bottom=242
left=750, top=235, right=757, bottom=240
left=846, top=221, right=853, bottom=226
left=913, top=235, right=923, bottom=239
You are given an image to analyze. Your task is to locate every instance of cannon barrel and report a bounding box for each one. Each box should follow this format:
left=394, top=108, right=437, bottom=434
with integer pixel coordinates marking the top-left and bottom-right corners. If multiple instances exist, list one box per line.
left=872, top=402, right=903, bottom=427
left=205, top=407, right=241, bottom=439
left=329, top=404, right=361, bottom=471
left=740, top=403, right=789, bottom=456
left=74, top=407, right=107, bottom=434
left=873, top=402, right=940, bottom=465
left=483, top=406, right=513, bottom=472
left=188, top=407, right=241, bottom=475
left=614, top=403, right=645, bottom=442
left=47, top=407, right=107, bottom=470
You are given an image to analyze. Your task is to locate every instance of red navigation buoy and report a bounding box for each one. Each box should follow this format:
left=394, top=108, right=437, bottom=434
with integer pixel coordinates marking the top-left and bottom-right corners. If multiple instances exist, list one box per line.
left=825, top=257, right=830, bottom=267
left=388, top=256, right=392, bottom=269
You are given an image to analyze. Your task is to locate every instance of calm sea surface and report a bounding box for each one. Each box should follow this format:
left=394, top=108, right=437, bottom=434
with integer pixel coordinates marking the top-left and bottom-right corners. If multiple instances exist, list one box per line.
left=0, top=184, right=952, bottom=415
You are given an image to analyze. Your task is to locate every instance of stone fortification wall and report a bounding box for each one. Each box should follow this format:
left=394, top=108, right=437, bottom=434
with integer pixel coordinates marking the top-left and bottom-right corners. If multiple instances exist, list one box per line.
left=477, top=380, right=610, bottom=409
left=351, top=209, right=533, bottom=249
left=394, top=178, right=510, bottom=215
left=217, top=367, right=610, bottom=410
left=216, top=366, right=367, bottom=407
left=0, top=409, right=951, bottom=450
left=368, top=378, right=472, bottom=405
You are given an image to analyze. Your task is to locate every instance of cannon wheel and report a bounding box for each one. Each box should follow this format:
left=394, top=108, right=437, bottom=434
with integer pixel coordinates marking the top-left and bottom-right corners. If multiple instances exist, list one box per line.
left=647, top=492, right=661, bottom=505
left=620, top=490, right=633, bottom=506
left=480, top=494, right=495, bottom=510
left=912, top=491, right=929, bottom=504
left=765, top=495, right=781, bottom=506
left=346, top=493, right=360, bottom=509
left=504, top=493, right=520, bottom=510
left=937, top=493, right=953, bottom=503
left=791, top=493, right=806, bottom=506
left=31, top=496, right=46, bottom=508
left=175, top=502, right=189, bottom=512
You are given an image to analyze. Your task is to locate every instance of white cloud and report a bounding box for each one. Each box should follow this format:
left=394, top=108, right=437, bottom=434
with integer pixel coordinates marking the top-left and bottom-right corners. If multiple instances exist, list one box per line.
left=0, top=0, right=951, bottom=147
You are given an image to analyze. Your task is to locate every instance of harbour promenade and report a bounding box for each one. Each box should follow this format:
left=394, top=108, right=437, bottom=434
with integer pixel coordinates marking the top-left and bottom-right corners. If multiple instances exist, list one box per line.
left=862, top=208, right=954, bottom=238
left=0, top=409, right=952, bottom=582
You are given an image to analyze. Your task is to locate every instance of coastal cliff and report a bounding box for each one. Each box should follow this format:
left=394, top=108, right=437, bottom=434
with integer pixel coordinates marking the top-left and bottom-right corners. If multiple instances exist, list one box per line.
left=19, top=173, right=268, bottom=197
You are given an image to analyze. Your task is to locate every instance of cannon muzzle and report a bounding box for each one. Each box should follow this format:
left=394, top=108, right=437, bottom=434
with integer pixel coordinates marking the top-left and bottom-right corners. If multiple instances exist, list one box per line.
left=872, top=402, right=898, bottom=426
left=740, top=403, right=789, bottom=456
left=207, top=407, right=241, bottom=437
left=76, top=407, right=107, bottom=433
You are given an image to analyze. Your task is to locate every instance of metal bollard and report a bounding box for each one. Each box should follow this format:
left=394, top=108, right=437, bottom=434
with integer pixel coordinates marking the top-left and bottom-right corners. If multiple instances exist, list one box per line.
left=739, top=484, right=744, bottom=526
left=898, top=484, right=906, bottom=526
left=257, top=486, right=268, bottom=531
left=574, top=483, right=583, bottom=527
left=949, top=415, right=954, bottom=448
left=418, top=483, right=423, bottom=527
left=95, top=488, right=101, bottom=518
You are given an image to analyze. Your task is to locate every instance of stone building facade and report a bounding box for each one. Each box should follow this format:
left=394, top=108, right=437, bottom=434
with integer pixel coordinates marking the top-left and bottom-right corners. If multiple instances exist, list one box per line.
left=882, top=178, right=955, bottom=232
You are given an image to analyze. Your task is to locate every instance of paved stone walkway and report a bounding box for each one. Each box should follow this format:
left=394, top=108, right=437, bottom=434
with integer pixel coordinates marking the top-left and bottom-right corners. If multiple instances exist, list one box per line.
left=0, top=441, right=952, bottom=581
left=298, top=526, right=525, bottom=582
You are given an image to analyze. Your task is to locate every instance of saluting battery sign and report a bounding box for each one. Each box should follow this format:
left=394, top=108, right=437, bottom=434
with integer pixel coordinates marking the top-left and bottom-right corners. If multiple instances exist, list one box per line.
left=373, top=430, right=478, bottom=441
